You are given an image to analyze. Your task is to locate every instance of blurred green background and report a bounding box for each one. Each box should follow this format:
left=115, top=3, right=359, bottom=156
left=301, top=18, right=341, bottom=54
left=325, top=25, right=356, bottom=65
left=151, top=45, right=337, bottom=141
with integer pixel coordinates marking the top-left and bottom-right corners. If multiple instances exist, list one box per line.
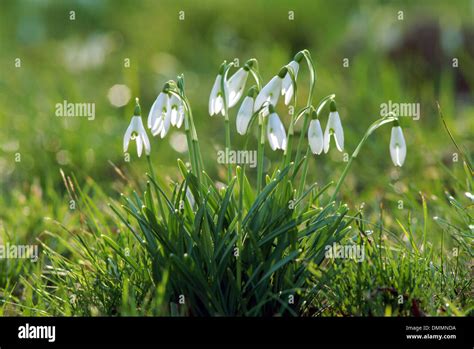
left=0, top=0, right=472, bottom=226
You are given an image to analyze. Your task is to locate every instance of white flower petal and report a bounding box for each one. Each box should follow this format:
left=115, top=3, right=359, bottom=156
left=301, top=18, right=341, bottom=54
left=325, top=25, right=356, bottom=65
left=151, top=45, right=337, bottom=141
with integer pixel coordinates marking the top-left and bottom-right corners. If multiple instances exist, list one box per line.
left=135, top=117, right=150, bottom=156
left=267, top=112, right=287, bottom=151
left=227, top=68, right=248, bottom=108
left=123, top=121, right=134, bottom=153
left=236, top=96, right=254, bottom=135
left=281, top=134, right=287, bottom=150
left=148, top=93, right=167, bottom=129
left=215, top=95, right=225, bottom=116
left=136, top=133, right=143, bottom=157
left=323, top=121, right=331, bottom=153
left=282, top=61, right=299, bottom=105
left=147, top=101, right=157, bottom=129
left=268, top=132, right=278, bottom=150
left=209, top=74, right=221, bottom=116
left=160, top=109, right=171, bottom=138
left=169, top=95, right=181, bottom=126
left=142, top=134, right=151, bottom=155
left=281, top=61, right=299, bottom=93
left=176, top=105, right=185, bottom=128
left=325, top=111, right=344, bottom=152
left=170, top=109, right=178, bottom=126
left=151, top=117, right=163, bottom=136
left=390, top=126, right=406, bottom=166
left=308, top=119, right=324, bottom=155
left=254, top=76, right=282, bottom=112
left=284, top=84, right=294, bottom=105
left=332, top=112, right=344, bottom=152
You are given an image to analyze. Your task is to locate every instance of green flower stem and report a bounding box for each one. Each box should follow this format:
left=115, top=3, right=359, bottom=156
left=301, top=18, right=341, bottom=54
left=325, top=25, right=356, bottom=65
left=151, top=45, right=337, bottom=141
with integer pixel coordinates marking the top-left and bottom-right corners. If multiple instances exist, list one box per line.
left=221, top=63, right=234, bottom=183
left=236, top=135, right=251, bottom=292
left=248, top=62, right=264, bottom=193
left=169, top=90, right=202, bottom=182
left=236, top=165, right=244, bottom=292
left=291, top=50, right=316, bottom=199
left=236, top=115, right=257, bottom=291
left=184, top=116, right=198, bottom=175
left=256, top=113, right=265, bottom=193
left=294, top=50, right=316, bottom=168
left=329, top=115, right=398, bottom=202
left=283, top=66, right=298, bottom=168
left=248, top=63, right=263, bottom=90
left=295, top=114, right=310, bottom=172
left=283, top=104, right=297, bottom=169
left=187, top=105, right=204, bottom=176
left=284, top=117, right=294, bottom=168
left=224, top=115, right=232, bottom=182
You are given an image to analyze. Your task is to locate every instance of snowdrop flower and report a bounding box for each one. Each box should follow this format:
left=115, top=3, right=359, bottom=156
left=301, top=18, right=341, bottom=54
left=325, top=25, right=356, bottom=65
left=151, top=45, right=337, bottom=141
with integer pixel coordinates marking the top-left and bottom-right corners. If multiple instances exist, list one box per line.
left=148, top=91, right=171, bottom=138
left=308, top=111, right=324, bottom=155
left=281, top=53, right=303, bottom=105
left=254, top=67, right=287, bottom=112
left=323, top=100, right=344, bottom=153
left=123, top=98, right=150, bottom=157
left=209, top=63, right=226, bottom=116
left=465, top=192, right=474, bottom=202
left=236, top=86, right=257, bottom=135
left=389, top=122, right=406, bottom=167
left=267, top=105, right=287, bottom=151
left=169, top=94, right=184, bottom=128
left=227, top=66, right=250, bottom=108
left=148, top=92, right=167, bottom=129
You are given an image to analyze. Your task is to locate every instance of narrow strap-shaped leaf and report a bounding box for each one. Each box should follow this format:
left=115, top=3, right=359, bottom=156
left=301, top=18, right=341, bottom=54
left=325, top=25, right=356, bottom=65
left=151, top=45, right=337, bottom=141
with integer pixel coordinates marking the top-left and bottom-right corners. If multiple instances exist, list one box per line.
left=216, top=178, right=236, bottom=234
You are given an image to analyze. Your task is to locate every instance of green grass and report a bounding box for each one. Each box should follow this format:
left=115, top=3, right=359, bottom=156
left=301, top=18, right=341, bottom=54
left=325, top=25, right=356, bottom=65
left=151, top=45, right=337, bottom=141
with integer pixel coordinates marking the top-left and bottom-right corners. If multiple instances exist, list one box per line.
left=2, top=68, right=472, bottom=317
left=2, top=148, right=471, bottom=317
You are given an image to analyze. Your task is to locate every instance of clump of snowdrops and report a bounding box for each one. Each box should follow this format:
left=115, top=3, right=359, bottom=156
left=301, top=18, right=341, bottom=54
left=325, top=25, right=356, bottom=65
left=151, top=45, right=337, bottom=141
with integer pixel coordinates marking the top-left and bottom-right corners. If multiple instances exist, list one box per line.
left=118, top=49, right=407, bottom=315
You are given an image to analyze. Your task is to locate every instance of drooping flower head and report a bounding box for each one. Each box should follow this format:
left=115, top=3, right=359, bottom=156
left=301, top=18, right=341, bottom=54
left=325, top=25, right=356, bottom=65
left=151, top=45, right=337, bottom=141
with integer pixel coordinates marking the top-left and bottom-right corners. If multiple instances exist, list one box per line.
left=123, top=98, right=151, bottom=157
left=148, top=84, right=172, bottom=138
left=281, top=51, right=304, bottom=105
left=323, top=100, right=344, bottom=153
left=308, top=109, right=324, bottom=155
left=209, top=62, right=226, bottom=116
left=227, top=58, right=257, bottom=109
left=236, top=86, right=258, bottom=135
left=390, top=120, right=406, bottom=167
left=254, top=66, right=288, bottom=113
left=169, top=93, right=184, bottom=129
left=267, top=105, right=287, bottom=151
